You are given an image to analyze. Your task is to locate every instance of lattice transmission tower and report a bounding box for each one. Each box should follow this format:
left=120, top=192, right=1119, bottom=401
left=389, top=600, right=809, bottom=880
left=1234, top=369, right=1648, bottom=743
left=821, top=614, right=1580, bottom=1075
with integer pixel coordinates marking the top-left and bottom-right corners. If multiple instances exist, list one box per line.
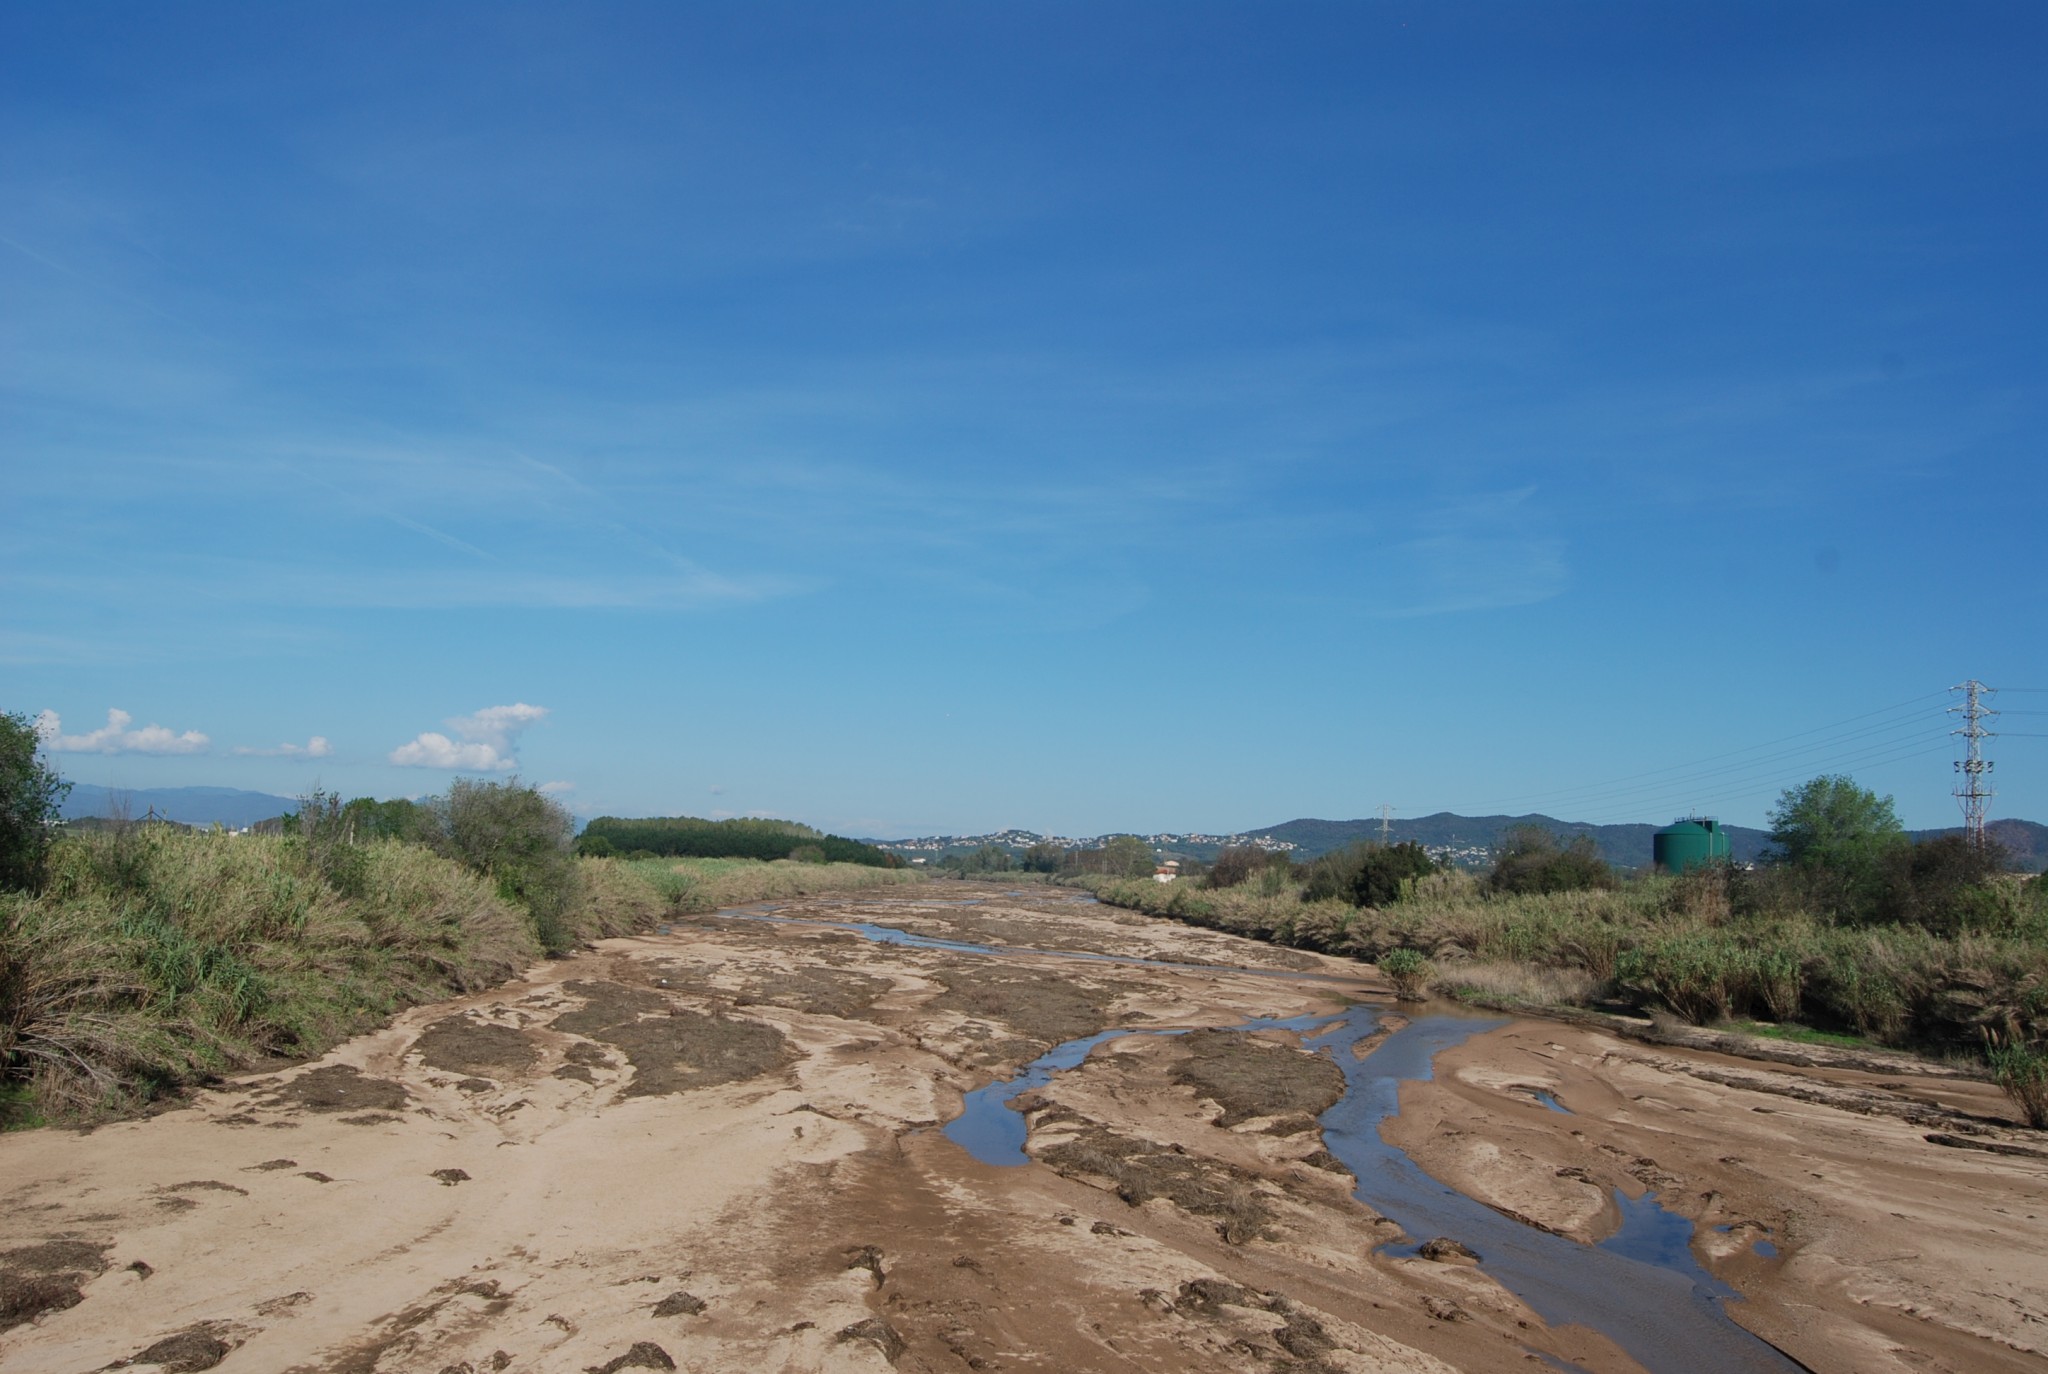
left=1949, top=680, right=1998, bottom=850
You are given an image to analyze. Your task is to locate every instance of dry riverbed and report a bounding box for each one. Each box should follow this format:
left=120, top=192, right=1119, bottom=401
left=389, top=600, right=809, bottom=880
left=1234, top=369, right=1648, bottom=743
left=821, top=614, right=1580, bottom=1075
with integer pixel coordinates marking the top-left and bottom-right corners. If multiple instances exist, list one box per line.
left=1, top=885, right=2042, bottom=1373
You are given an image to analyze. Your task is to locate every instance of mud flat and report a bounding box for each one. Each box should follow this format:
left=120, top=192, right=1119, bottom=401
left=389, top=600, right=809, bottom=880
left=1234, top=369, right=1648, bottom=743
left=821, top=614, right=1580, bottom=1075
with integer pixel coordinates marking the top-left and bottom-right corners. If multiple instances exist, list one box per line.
left=1, top=885, right=2041, bottom=1374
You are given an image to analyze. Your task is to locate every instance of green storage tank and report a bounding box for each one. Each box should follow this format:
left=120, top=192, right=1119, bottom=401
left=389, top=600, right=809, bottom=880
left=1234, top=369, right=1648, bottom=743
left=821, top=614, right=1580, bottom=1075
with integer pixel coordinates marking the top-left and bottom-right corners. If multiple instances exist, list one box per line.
left=1654, top=818, right=1729, bottom=874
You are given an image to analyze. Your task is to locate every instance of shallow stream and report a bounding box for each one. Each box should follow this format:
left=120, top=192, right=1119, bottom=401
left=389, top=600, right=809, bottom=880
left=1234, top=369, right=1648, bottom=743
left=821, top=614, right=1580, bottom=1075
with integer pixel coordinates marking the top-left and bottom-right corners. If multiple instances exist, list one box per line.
left=705, top=901, right=1805, bottom=1374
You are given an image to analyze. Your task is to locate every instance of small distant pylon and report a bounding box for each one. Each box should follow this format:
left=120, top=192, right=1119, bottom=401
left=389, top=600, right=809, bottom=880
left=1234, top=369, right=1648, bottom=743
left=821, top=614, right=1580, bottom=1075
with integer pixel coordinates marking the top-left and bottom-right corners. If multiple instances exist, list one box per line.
left=1378, top=804, right=1395, bottom=845
left=1949, top=680, right=1998, bottom=851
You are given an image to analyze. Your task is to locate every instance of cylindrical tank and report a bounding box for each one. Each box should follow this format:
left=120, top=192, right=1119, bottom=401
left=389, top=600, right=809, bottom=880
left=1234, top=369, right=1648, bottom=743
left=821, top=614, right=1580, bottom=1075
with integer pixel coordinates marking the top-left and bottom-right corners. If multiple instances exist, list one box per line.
left=1654, top=818, right=1730, bottom=874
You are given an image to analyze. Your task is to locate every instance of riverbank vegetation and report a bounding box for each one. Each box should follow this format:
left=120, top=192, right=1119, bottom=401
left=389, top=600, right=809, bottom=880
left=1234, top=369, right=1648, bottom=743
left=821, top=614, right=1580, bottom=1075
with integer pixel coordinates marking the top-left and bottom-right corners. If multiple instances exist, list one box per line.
left=1075, top=777, right=2047, bottom=1124
left=0, top=735, right=922, bottom=1124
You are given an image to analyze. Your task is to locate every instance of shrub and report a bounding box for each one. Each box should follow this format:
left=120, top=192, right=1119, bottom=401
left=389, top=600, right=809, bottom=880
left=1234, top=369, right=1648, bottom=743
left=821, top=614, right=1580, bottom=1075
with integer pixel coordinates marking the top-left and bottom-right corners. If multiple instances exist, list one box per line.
left=1352, top=842, right=1436, bottom=908
left=1208, top=846, right=1267, bottom=890
left=957, top=844, right=1014, bottom=874
left=1379, top=947, right=1432, bottom=1000
left=0, top=710, right=67, bottom=892
left=1618, top=932, right=1746, bottom=1024
left=420, top=779, right=583, bottom=955
left=787, top=843, right=828, bottom=865
left=1486, top=827, right=1616, bottom=896
left=1021, top=842, right=1066, bottom=873
left=1986, top=1034, right=2048, bottom=1128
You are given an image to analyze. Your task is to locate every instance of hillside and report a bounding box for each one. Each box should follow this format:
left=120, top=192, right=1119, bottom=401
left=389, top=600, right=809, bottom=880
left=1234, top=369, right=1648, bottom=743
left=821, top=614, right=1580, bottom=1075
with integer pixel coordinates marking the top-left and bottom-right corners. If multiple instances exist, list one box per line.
left=1906, top=818, right=2048, bottom=872
left=59, top=784, right=297, bottom=829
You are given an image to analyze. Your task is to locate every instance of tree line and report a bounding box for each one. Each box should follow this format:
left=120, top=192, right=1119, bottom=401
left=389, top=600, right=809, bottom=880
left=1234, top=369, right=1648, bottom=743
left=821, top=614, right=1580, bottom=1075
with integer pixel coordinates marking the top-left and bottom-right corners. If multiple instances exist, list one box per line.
left=575, top=815, right=903, bottom=867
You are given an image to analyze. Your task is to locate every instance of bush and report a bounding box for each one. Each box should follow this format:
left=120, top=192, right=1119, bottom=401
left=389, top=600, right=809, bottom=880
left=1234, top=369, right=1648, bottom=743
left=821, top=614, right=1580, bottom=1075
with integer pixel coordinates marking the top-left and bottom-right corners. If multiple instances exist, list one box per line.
left=421, top=779, right=583, bottom=955
left=1208, top=846, right=1267, bottom=890
left=1299, top=842, right=1436, bottom=907
left=1986, top=1034, right=2048, bottom=1128
left=0, top=710, right=67, bottom=892
left=957, top=844, right=1014, bottom=874
left=787, top=843, right=827, bottom=864
left=1021, top=842, right=1066, bottom=873
left=1379, top=947, right=1432, bottom=1000
left=1487, top=827, right=1616, bottom=896
left=1354, top=842, right=1437, bottom=907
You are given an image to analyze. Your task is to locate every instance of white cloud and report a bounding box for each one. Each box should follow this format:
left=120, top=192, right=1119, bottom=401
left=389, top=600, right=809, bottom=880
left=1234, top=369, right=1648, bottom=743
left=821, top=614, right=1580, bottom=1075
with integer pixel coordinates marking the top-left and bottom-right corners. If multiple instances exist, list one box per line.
left=448, top=703, right=548, bottom=752
left=34, top=708, right=210, bottom=755
left=389, top=702, right=548, bottom=772
left=233, top=735, right=333, bottom=759
left=390, top=733, right=511, bottom=770
left=536, top=780, right=575, bottom=794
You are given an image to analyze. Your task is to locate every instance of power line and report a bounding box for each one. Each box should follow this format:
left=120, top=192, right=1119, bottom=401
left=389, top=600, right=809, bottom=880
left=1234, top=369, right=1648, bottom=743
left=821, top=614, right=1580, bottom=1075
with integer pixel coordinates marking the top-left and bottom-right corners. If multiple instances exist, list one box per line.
left=1565, top=739, right=1957, bottom=826
left=1556, top=729, right=1951, bottom=820
left=1454, top=691, right=1947, bottom=812
left=1458, top=710, right=1948, bottom=819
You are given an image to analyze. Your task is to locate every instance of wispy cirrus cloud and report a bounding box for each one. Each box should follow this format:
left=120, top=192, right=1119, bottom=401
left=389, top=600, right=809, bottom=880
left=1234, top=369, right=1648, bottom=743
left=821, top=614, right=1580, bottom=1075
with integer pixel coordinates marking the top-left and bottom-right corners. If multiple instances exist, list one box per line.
left=233, top=736, right=333, bottom=759
left=35, top=708, right=210, bottom=755
left=390, top=703, right=548, bottom=772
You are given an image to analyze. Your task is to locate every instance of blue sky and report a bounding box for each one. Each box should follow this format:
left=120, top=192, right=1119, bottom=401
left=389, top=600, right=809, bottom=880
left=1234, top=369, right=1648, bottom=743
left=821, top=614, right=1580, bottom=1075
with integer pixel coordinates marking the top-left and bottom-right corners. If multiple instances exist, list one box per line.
left=5, top=3, right=2045, bottom=837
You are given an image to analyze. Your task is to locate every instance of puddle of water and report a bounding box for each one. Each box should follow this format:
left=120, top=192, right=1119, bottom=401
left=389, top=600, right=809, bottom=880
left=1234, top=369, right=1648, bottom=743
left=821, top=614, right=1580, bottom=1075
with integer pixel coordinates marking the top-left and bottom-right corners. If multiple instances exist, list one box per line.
left=1604, top=1189, right=1736, bottom=1294
left=1713, top=1224, right=1780, bottom=1260
left=1531, top=1088, right=1573, bottom=1115
left=1528, top=1352, right=1598, bottom=1374
left=945, top=1014, right=1334, bottom=1167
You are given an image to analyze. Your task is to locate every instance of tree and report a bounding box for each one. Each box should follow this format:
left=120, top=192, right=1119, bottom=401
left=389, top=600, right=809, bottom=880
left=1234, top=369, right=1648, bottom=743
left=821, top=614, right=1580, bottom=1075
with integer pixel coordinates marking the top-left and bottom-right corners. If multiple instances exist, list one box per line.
left=1208, top=845, right=1267, bottom=890
left=1020, top=841, right=1065, bottom=873
left=1352, top=841, right=1438, bottom=907
left=1303, top=842, right=1438, bottom=906
left=1098, top=835, right=1156, bottom=879
left=959, top=844, right=1014, bottom=874
left=0, top=710, right=68, bottom=891
left=1767, top=775, right=1905, bottom=873
left=1486, top=826, right=1615, bottom=896
left=421, top=778, right=583, bottom=954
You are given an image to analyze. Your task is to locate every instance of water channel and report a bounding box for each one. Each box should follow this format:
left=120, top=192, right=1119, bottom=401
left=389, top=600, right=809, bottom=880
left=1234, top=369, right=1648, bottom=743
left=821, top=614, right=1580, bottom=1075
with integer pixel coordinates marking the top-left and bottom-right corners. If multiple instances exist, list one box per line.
left=703, top=902, right=1807, bottom=1374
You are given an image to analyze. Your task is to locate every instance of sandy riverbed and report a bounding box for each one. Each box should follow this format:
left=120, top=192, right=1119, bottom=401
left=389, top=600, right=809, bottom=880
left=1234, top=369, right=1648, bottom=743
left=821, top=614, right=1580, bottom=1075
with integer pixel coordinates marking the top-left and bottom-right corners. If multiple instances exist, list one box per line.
left=2, top=885, right=2041, bottom=1373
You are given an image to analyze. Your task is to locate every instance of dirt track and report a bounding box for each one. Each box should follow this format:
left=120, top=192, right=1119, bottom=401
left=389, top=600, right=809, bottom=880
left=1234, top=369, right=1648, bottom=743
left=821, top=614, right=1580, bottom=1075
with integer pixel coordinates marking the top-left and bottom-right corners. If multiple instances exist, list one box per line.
left=2, top=885, right=2042, bottom=1373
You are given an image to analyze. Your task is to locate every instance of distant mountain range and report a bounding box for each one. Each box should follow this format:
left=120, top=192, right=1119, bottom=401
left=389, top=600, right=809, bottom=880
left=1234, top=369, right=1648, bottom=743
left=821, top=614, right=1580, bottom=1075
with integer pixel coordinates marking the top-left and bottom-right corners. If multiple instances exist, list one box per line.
left=869, top=813, right=2048, bottom=871
left=60, top=785, right=298, bottom=830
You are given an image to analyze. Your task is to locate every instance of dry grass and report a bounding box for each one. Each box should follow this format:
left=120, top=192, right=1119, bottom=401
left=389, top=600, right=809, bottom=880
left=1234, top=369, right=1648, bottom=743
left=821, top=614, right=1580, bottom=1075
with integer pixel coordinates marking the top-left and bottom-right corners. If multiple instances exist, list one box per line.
left=1429, top=960, right=1601, bottom=1008
left=617, top=856, right=925, bottom=913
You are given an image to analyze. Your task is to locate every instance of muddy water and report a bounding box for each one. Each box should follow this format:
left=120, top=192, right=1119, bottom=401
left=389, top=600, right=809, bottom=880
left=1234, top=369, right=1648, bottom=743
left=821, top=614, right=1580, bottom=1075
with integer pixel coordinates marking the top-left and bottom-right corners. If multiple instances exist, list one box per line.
left=739, top=904, right=1805, bottom=1374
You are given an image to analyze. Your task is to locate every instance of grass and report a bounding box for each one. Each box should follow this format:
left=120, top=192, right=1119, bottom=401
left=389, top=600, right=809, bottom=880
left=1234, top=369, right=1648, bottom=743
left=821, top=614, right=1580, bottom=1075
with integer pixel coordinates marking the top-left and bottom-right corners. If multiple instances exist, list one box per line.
left=0, top=830, right=923, bottom=1124
left=1727, top=1020, right=1871, bottom=1049
left=613, top=855, right=925, bottom=913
